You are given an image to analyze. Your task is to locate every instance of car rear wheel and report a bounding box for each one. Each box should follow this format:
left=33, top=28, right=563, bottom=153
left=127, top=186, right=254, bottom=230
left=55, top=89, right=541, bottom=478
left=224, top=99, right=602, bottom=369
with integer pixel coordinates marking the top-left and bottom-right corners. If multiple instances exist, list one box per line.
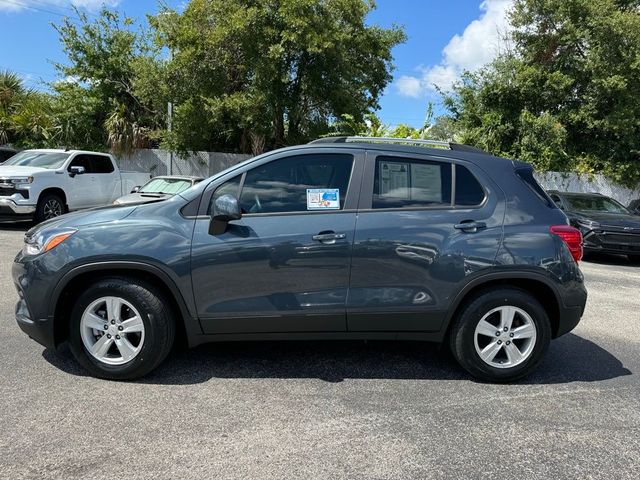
left=448, top=288, right=551, bottom=382
left=68, top=277, right=175, bottom=380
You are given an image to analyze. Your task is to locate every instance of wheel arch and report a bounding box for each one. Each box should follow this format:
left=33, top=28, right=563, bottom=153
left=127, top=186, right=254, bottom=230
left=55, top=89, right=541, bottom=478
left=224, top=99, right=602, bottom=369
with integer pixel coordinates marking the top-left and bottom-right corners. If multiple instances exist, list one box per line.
left=51, top=262, right=200, bottom=349
left=443, top=272, right=563, bottom=340
left=38, top=187, right=68, bottom=209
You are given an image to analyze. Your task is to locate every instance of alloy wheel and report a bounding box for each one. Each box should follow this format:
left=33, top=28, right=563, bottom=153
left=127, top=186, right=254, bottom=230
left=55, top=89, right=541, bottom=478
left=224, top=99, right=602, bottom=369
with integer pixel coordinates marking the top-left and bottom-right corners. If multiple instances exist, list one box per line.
left=80, top=296, right=145, bottom=366
left=473, top=305, right=537, bottom=369
left=43, top=199, right=63, bottom=219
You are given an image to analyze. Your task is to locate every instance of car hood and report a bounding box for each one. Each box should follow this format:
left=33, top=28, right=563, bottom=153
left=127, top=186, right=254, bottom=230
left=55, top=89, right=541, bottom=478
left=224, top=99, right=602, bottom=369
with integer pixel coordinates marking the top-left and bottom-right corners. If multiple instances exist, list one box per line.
left=27, top=204, right=138, bottom=238
left=571, top=210, right=640, bottom=228
left=114, top=193, right=173, bottom=205
left=0, top=166, right=49, bottom=176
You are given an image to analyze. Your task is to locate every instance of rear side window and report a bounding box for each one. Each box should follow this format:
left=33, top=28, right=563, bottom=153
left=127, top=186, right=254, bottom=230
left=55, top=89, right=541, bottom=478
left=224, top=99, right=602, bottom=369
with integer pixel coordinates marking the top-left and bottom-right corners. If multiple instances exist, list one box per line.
left=455, top=165, right=485, bottom=206
left=240, top=154, right=354, bottom=214
left=515, top=168, right=556, bottom=208
left=90, top=155, right=115, bottom=173
left=373, top=156, right=452, bottom=209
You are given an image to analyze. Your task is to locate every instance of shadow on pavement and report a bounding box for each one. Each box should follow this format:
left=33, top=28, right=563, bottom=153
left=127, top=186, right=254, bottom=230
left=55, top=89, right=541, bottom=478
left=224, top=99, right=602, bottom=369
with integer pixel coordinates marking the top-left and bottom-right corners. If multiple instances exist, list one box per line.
left=582, top=252, right=639, bottom=267
left=43, top=332, right=631, bottom=385
left=0, top=221, right=31, bottom=232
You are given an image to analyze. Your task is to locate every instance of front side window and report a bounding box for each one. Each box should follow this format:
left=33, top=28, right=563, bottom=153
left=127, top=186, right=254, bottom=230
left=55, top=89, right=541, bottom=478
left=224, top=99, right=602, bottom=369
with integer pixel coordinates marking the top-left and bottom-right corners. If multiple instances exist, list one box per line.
left=239, top=154, right=354, bottom=214
left=68, top=155, right=93, bottom=173
left=373, top=156, right=452, bottom=209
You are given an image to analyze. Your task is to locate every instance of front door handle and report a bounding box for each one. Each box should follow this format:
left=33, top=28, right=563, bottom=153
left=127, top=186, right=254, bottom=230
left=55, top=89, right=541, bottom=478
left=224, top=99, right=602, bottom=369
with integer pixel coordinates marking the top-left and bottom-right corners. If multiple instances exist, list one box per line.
left=312, top=231, right=346, bottom=244
left=454, top=221, right=487, bottom=233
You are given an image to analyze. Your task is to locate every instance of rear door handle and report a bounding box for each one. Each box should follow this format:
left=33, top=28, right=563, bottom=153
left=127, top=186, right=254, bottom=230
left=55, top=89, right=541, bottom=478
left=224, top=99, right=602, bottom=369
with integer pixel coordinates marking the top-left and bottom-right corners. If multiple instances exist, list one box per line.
left=312, top=232, right=346, bottom=244
left=454, top=221, right=487, bottom=232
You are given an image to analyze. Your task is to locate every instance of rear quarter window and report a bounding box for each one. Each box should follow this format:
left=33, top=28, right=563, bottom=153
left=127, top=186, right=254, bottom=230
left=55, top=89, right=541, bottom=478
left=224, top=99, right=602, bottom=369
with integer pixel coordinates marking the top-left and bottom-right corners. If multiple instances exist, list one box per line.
left=515, top=168, right=556, bottom=208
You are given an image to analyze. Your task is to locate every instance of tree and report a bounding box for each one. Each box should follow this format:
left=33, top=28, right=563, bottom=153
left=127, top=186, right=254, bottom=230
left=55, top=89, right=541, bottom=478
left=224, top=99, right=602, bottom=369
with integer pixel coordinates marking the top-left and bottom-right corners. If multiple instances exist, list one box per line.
left=444, top=0, right=640, bottom=185
left=152, top=0, right=405, bottom=154
left=54, top=8, right=162, bottom=153
left=0, top=70, right=54, bottom=147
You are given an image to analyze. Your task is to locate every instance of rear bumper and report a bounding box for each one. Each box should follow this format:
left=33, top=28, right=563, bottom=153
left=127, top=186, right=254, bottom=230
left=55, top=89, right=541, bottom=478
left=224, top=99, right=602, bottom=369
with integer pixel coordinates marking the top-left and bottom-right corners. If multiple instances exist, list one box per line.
left=0, top=198, right=36, bottom=215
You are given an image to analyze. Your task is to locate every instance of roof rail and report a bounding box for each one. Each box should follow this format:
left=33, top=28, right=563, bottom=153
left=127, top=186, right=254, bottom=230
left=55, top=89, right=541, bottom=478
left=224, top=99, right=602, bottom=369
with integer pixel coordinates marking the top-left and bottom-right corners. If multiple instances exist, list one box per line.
left=308, top=136, right=487, bottom=154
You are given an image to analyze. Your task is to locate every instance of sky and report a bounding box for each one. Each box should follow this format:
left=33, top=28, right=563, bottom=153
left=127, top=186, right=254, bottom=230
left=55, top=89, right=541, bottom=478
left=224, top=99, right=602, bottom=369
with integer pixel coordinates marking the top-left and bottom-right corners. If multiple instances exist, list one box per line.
left=0, top=0, right=514, bottom=128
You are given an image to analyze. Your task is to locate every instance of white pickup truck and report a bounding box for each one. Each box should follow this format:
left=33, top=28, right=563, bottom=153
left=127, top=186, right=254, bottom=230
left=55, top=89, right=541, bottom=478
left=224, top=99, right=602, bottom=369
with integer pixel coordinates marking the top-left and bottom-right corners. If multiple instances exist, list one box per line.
left=0, top=149, right=150, bottom=223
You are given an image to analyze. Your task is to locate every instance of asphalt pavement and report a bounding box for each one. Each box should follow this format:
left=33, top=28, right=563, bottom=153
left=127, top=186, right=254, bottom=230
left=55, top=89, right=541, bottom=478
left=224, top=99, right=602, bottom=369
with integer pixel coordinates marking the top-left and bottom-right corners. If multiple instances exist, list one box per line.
left=0, top=223, right=638, bottom=479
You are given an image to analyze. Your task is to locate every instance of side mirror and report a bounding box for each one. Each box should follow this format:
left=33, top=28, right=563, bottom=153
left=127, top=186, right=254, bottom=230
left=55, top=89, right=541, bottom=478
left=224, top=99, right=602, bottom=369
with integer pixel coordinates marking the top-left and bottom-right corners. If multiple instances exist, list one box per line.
left=130, top=186, right=141, bottom=193
left=69, top=166, right=86, bottom=177
left=209, top=194, right=242, bottom=235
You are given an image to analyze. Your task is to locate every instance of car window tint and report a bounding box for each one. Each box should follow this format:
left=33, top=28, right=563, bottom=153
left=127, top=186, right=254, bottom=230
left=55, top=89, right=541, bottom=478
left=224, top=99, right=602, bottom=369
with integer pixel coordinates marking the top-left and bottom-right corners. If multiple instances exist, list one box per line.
left=69, top=155, right=93, bottom=173
left=373, top=156, right=452, bottom=209
left=90, top=155, right=114, bottom=173
left=515, top=168, right=555, bottom=208
left=209, top=175, right=242, bottom=214
left=239, top=154, right=354, bottom=214
left=455, top=165, right=485, bottom=206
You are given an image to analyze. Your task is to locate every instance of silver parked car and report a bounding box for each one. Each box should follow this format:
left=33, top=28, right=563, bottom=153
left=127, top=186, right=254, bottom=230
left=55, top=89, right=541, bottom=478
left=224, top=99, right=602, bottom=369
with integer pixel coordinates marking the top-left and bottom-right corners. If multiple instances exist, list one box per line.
left=113, top=175, right=204, bottom=205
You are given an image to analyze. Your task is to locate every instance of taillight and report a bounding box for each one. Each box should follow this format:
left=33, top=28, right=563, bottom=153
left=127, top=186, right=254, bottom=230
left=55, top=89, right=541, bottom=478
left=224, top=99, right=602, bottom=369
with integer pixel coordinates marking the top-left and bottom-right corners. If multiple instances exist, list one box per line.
left=550, top=225, right=583, bottom=262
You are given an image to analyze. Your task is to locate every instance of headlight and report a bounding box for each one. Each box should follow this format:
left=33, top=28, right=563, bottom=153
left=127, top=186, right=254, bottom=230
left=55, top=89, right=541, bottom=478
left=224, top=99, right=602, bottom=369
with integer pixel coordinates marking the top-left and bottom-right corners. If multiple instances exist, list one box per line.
left=577, top=219, right=600, bottom=230
left=11, top=177, right=33, bottom=185
left=23, top=228, right=77, bottom=256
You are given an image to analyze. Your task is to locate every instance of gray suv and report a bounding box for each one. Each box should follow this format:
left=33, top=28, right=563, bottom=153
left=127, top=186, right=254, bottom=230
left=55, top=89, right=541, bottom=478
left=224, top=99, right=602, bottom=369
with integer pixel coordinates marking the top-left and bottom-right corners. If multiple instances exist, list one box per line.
left=13, top=137, right=587, bottom=382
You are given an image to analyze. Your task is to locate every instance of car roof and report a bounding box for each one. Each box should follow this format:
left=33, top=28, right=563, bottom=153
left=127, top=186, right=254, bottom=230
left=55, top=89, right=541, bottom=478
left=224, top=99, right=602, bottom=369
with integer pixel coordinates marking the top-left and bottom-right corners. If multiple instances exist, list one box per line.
left=274, top=142, right=530, bottom=171
left=149, top=175, right=204, bottom=181
left=548, top=190, right=606, bottom=198
left=21, top=149, right=111, bottom=156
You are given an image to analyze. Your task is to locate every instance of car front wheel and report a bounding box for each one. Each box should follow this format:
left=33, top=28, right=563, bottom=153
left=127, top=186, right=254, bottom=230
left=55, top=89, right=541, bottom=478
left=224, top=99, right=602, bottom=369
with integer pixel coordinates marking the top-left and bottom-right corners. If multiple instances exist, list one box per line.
left=68, top=277, right=175, bottom=380
left=449, top=288, right=551, bottom=382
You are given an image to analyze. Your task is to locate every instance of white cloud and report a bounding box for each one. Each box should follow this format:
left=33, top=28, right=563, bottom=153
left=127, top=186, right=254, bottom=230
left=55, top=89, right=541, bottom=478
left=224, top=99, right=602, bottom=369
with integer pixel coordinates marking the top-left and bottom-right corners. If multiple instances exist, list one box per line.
left=395, top=0, right=514, bottom=96
left=395, top=75, right=422, bottom=98
left=0, top=1, right=121, bottom=12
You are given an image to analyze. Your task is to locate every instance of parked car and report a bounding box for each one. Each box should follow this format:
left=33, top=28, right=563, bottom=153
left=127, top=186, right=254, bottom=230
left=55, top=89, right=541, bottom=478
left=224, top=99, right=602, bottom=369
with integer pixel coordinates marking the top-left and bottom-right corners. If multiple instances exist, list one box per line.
left=113, top=175, right=204, bottom=205
left=548, top=190, right=640, bottom=262
left=0, top=146, right=18, bottom=164
left=629, top=199, right=640, bottom=215
left=13, top=137, right=587, bottom=382
left=0, top=149, right=150, bottom=223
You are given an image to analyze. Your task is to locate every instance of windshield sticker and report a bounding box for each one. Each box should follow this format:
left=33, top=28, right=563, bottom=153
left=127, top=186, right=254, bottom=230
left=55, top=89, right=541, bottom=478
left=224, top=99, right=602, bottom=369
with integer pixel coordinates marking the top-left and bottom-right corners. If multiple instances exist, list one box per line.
left=307, top=188, right=340, bottom=210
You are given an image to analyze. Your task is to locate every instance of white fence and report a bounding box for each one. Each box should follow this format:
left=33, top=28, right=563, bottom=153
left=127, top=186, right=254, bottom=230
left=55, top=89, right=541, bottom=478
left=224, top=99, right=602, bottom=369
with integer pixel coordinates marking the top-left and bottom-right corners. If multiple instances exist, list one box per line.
left=116, top=149, right=251, bottom=178
left=536, top=171, right=640, bottom=207
left=116, top=149, right=640, bottom=206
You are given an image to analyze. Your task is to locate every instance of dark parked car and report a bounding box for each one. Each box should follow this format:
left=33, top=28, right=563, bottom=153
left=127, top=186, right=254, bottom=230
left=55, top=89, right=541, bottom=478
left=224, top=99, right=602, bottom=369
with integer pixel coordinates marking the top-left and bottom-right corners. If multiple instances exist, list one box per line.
left=13, top=137, right=587, bottom=382
left=548, top=190, right=640, bottom=262
left=629, top=199, right=640, bottom=215
left=113, top=175, right=204, bottom=205
left=0, top=146, right=17, bottom=164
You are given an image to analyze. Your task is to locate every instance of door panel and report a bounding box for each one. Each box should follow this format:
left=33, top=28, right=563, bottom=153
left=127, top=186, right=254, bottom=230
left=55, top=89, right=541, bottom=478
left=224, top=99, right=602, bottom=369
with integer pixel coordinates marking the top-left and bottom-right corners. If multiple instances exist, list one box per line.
left=347, top=152, right=504, bottom=332
left=191, top=150, right=363, bottom=334
left=192, top=213, right=356, bottom=333
left=66, top=155, right=95, bottom=210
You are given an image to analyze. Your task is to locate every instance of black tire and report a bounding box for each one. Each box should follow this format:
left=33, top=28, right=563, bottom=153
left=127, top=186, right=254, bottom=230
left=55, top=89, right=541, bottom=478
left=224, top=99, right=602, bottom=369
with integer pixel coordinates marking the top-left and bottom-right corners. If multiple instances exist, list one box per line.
left=68, top=277, right=175, bottom=380
left=448, top=288, right=551, bottom=383
left=34, top=193, right=65, bottom=223
left=628, top=255, right=640, bottom=264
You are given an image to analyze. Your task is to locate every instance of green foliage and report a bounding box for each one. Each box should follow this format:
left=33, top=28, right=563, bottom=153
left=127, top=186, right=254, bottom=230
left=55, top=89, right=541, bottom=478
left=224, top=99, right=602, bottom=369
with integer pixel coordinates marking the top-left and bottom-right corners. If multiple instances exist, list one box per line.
left=53, top=8, right=162, bottom=153
left=152, top=0, right=405, bottom=153
left=445, top=0, right=640, bottom=186
left=0, top=71, right=54, bottom=147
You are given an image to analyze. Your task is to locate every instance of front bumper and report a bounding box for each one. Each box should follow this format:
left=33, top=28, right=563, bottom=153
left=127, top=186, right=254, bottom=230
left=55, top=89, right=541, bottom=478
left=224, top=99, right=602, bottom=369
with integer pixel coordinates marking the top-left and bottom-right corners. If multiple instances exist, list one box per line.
left=12, top=258, right=56, bottom=349
left=0, top=197, right=36, bottom=215
left=583, top=229, right=640, bottom=255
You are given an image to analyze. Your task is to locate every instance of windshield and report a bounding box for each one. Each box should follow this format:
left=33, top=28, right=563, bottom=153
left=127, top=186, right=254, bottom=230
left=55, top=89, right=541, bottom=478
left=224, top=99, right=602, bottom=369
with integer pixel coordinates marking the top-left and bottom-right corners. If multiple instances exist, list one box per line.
left=565, top=194, right=630, bottom=214
left=139, top=177, right=193, bottom=195
left=3, top=151, right=70, bottom=169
